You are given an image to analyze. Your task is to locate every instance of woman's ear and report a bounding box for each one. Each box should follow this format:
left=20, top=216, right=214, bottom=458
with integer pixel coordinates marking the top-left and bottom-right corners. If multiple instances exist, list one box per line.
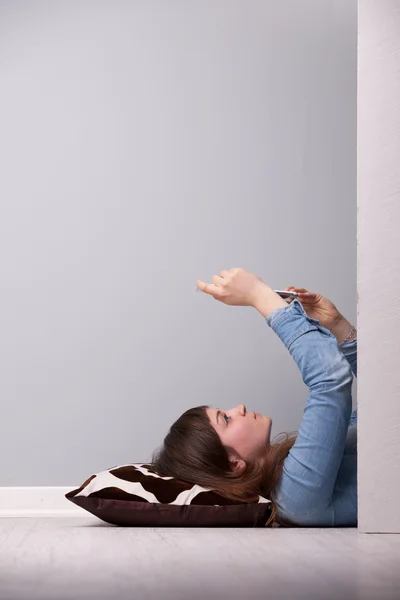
left=229, top=456, right=246, bottom=474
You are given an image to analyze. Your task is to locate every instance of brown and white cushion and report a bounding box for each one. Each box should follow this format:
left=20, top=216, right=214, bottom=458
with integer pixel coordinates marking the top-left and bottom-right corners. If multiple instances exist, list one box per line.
left=66, top=463, right=273, bottom=527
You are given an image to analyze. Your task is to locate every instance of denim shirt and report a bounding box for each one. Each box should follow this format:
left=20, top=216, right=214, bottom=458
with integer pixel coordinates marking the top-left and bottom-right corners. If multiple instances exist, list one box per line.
left=266, top=299, right=357, bottom=527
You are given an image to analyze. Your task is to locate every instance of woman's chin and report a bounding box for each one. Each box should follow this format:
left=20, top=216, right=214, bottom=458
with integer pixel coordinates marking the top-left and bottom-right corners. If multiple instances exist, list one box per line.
left=264, top=416, right=272, bottom=442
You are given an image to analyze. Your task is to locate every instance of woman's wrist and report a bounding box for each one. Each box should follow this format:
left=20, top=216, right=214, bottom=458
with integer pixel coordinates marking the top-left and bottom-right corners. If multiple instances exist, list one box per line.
left=326, top=314, right=357, bottom=344
left=252, top=284, right=288, bottom=318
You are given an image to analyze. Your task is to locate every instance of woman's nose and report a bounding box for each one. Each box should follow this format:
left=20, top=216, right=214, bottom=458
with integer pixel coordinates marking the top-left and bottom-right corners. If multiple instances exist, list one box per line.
left=236, top=404, right=246, bottom=416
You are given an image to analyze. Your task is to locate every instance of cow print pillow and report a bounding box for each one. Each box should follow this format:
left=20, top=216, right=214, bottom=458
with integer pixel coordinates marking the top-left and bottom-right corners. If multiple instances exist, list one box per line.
left=66, top=463, right=274, bottom=527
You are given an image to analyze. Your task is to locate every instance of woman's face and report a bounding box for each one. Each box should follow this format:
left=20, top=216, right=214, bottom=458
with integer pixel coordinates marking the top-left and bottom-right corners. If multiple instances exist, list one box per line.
left=206, top=404, right=272, bottom=466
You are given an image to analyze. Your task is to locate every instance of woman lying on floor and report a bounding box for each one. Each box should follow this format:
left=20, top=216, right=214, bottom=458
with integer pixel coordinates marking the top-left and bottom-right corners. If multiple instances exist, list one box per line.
left=152, top=268, right=357, bottom=527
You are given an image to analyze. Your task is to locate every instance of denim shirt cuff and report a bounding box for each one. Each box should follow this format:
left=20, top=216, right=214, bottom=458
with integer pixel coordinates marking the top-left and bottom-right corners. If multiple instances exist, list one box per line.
left=265, top=298, right=335, bottom=349
left=339, top=337, right=357, bottom=349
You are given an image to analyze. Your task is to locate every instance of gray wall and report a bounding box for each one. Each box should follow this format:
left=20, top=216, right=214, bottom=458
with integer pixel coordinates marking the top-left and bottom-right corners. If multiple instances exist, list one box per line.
left=358, top=0, right=400, bottom=533
left=0, top=0, right=357, bottom=486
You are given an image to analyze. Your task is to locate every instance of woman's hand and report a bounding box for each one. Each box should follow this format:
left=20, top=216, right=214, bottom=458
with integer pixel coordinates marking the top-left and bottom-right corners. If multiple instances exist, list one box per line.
left=284, top=286, right=341, bottom=329
left=196, top=268, right=268, bottom=307
left=197, top=268, right=288, bottom=317
left=285, top=286, right=357, bottom=344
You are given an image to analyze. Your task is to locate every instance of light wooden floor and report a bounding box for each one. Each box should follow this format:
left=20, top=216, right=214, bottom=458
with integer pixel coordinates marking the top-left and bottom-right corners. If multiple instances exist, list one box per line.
left=0, top=518, right=399, bottom=600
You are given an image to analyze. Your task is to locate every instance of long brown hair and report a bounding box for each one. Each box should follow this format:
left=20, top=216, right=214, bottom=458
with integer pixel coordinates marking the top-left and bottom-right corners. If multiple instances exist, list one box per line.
left=151, top=405, right=298, bottom=527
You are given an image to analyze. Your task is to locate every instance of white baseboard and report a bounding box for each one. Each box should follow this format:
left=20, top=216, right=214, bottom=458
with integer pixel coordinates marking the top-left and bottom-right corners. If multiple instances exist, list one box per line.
left=0, top=487, right=96, bottom=518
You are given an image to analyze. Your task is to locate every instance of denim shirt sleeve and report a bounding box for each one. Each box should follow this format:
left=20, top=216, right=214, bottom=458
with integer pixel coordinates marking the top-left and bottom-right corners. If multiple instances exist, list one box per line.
left=340, top=338, right=357, bottom=427
left=265, top=299, right=354, bottom=524
left=339, top=338, right=357, bottom=378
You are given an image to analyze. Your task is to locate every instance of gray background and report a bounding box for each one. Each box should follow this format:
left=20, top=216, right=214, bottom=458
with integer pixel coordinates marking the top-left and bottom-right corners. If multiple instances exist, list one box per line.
left=0, top=0, right=357, bottom=486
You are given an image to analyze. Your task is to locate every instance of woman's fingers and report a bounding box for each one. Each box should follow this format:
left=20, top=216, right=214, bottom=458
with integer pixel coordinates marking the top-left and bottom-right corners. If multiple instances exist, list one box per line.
left=284, top=286, right=306, bottom=292
left=283, top=286, right=318, bottom=305
left=211, top=274, right=224, bottom=287
left=284, top=286, right=315, bottom=297
left=196, top=279, right=220, bottom=297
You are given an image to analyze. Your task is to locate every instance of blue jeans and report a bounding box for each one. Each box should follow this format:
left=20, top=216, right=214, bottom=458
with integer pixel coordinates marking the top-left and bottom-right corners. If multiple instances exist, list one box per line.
left=266, top=299, right=357, bottom=527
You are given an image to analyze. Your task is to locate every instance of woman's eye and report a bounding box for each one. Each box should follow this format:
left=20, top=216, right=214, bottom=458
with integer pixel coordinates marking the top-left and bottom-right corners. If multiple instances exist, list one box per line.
left=223, top=414, right=231, bottom=424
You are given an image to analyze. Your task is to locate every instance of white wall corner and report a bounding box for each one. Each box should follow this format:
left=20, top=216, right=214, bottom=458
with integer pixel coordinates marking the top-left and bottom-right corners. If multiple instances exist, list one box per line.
left=358, top=0, right=400, bottom=533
